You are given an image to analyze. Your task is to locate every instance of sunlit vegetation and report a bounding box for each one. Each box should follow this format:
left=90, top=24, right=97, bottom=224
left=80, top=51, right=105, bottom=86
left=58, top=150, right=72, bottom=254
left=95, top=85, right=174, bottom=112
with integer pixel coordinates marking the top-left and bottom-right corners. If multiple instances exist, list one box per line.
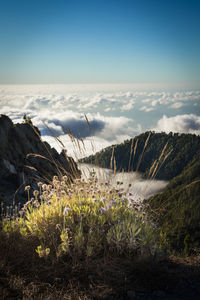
left=1, top=173, right=159, bottom=263
left=0, top=170, right=162, bottom=298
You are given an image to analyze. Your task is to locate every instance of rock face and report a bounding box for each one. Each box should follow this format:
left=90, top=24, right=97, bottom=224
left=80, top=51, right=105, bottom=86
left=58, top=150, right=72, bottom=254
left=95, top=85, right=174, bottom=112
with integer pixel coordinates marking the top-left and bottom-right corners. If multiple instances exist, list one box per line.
left=0, top=115, right=80, bottom=206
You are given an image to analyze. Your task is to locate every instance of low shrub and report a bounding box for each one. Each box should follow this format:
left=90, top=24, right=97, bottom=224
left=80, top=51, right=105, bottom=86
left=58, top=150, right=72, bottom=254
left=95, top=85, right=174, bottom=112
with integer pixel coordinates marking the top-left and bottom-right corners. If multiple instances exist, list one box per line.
left=1, top=172, right=159, bottom=265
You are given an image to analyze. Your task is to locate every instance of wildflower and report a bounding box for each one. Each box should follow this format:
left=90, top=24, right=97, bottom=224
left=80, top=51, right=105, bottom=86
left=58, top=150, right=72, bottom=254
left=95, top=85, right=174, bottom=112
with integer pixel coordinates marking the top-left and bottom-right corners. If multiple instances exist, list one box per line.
left=100, top=197, right=107, bottom=202
left=53, top=180, right=60, bottom=187
left=47, top=184, right=52, bottom=191
left=33, top=200, right=39, bottom=206
left=53, top=175, right=58, bottom=181
left=111, top=199, right=117, bottom=204
left=63, top=206, right=71, bottom=216
left=152, top=223, right=157, bottom=229
left=62, top=175, right=68, bottom=182
left=100, top=207, right=107, bottom=213
left=42, top=184, right=47, bottom=191
left=48, top=192, right=53, bottom=199
left=25, top=185, right=30, bottom=191
left=37, top=182, right=43, bottom=187
left=106, top=203, right=112, bottom=209
left=33, top=190, right=39, bottom=197
left=60, top=190, right=66, bottom=196
left=43, top=191, right=48, bottom=198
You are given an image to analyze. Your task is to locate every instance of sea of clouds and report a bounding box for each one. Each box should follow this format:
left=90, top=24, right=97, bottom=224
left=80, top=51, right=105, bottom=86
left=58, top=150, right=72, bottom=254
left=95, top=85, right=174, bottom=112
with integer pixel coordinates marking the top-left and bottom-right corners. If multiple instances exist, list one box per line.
left=79, top=163, right=168, bottom=200
left=0, top=84, right=200, bottom=160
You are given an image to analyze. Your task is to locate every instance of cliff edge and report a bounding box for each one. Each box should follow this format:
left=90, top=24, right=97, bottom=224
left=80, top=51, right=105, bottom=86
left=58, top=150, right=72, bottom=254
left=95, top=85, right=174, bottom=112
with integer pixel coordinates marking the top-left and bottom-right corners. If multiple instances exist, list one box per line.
left=0, top=114, right=80, bottom=205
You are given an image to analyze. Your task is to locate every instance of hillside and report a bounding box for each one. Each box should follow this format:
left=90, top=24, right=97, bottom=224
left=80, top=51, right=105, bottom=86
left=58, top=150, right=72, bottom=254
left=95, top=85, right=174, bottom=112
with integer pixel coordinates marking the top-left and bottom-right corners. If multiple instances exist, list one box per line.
left=0, top=114, right=80, bottom=207
left=80, top=131, right=200, bottom=181
left=144, top=151, right=200, bottom=252
left=80, top=131, right=200, bottom=253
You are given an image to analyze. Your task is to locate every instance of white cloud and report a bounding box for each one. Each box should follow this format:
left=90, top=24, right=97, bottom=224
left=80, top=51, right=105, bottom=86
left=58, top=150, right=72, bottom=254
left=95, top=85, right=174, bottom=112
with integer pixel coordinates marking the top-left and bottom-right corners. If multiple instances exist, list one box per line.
left=0, top=85, right=199, bottom=160
left=139, top=106, right=154, bottom=112
left=104, top=107, right=112, bottom=112
left=97, top=115, right=140, bottom=141
left=120, top=100, right=135, bottom=111
left=151, top=100, right=159, bottom=107
left=154, top=114, right=200, bottom=135
left=169, top=102, right=184, bottom=109
left=141, top=98, right=151, bottom=103
left=139, top=90, right=200, bottom=109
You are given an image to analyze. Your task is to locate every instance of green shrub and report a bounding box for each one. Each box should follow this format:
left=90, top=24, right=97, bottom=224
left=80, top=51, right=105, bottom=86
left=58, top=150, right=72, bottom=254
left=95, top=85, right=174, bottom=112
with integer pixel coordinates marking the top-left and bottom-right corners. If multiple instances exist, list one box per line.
left=1, top=173, right=159, bottom=264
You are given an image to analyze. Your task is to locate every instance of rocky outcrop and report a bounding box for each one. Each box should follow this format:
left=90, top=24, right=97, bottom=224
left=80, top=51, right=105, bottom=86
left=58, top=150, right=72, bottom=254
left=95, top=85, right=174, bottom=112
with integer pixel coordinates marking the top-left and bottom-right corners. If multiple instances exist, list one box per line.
left=0, top=115, right=80, bottom=206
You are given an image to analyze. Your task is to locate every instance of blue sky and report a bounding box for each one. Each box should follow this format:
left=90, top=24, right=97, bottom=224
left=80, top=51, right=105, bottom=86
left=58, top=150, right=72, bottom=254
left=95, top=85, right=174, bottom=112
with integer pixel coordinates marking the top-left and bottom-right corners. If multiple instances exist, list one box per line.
left=0, top=0, right=200, bottom=85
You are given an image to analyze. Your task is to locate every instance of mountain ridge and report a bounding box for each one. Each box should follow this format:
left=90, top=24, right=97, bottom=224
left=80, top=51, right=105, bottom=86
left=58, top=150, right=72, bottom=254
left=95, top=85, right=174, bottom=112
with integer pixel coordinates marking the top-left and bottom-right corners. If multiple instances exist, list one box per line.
left=80, top=131, right=200, bottom=181
left=0, top=114, right=80, bottom=206
left=80, top=131, right=200, bottom=252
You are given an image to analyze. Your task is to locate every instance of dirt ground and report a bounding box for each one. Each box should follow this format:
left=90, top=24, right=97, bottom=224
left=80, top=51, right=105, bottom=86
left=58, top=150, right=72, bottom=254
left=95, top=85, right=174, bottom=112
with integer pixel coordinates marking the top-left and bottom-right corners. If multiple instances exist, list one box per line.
left=0, top=255, right=200, bottom=300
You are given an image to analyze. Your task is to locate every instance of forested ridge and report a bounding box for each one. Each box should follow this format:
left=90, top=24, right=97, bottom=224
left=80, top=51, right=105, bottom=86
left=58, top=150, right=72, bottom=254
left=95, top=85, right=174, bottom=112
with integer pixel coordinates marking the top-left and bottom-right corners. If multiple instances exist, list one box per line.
left=80, top=131, right=200, bottom=252
left=145, top=151, right=200, bottom=252
left=80, top=131, right=200, bottom=180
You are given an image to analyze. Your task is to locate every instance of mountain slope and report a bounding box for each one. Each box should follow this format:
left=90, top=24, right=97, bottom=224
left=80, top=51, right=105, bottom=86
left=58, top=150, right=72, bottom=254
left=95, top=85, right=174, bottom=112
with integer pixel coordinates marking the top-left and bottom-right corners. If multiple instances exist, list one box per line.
left=80, top=131, right=200, bottom=180
left=145, top=152, right=200, bottom=252
left=0, top=115, right=80, bottom=206
left=80, top=131, right=200, bottom=252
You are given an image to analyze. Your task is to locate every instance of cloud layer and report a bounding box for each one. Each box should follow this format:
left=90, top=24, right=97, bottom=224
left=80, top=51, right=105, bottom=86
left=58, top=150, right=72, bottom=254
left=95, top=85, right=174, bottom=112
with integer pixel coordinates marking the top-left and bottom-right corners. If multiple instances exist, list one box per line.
left=155, top=114, right=200, bottom=135
left=0, top=85, right=199, bottom=158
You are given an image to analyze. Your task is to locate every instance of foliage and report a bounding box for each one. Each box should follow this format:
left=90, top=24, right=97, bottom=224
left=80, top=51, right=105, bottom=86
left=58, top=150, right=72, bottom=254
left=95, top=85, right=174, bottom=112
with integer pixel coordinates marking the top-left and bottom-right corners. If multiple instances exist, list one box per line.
left=80, top=131, right=200, bottom=254
left=1, top=173, right=159, bottom=264
left=145, top=153, right=200, bottom=254
left=80, top=131, right=200, bottom=180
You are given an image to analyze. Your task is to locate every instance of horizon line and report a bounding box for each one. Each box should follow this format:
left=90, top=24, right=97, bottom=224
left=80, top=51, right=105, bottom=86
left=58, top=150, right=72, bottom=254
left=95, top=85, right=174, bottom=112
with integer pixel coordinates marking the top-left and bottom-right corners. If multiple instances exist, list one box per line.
left=0, top=82, right=199, bottom=89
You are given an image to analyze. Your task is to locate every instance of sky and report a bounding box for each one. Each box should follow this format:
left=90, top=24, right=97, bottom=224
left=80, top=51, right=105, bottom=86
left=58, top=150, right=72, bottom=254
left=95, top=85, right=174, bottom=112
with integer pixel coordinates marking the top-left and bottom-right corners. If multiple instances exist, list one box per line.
left=0, top=0, right=200, bottom=85
left=0, top=1, right=200, bottom=160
